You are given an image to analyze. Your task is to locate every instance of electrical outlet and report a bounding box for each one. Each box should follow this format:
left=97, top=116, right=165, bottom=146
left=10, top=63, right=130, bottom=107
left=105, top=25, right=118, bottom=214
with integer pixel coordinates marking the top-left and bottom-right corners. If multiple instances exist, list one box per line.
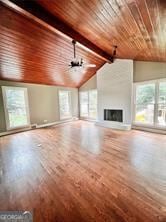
left=44, top=120, right=48, bottom=123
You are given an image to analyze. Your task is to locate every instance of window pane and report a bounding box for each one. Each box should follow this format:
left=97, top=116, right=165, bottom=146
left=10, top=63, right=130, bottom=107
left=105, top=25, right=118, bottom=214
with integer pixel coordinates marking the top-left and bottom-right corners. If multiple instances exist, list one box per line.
left=157, top=104, right=166, bottom=126
left=135, top=104, right=154, bottom=124
left=80, top=92, right=88, bottom=117
left=59, top=91, right=71, bottom=119
left=80, top=104, right=88, bottom=117
left=135, top=83, right=155, bottom=125
left=80, top=92, right=88, bottom=104
left=159, top=82, right=166, bottom=103
left=136, top=84, right=155, bottom=105
left=5, top=88, right=29, bottom=128
left=157, top=82, right=166, bottom=126
left=89, top=90, right=97, bottom=119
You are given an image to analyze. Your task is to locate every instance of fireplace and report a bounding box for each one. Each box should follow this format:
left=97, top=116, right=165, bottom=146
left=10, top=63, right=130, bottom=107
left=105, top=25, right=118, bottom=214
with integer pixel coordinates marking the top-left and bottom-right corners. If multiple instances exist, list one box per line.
left=104, top=109, right=123, bottom=122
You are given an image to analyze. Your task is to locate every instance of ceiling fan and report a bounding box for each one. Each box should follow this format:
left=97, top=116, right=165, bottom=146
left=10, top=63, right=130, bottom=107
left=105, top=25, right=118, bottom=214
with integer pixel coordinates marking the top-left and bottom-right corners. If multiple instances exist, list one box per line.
left=54, top=41, right=117, bottom=73
left=69, top=40, right=96, bottom=71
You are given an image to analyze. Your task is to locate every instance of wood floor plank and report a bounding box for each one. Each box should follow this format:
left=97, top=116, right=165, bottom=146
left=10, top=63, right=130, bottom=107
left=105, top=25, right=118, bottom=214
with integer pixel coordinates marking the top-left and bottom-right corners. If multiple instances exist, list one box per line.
left=0, top=121, right=166, bottom=222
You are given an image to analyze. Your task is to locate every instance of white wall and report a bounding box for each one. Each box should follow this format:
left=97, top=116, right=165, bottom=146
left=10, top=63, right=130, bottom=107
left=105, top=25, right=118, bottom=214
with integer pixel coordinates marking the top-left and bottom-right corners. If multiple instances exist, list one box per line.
left=79, top=75, right=97, bottom=91
left=0, top=81, right=78, bottom=133
left=134, top=61, right=166, bottom=82
left=97, top=59, right=133, bottom=126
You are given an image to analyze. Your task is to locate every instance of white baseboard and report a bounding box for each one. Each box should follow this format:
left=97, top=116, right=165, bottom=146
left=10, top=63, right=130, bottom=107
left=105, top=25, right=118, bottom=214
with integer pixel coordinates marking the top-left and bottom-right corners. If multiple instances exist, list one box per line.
left=0, top=118, right=79, bottom=137
left=96, top=121, right=131, bottom=131
left=0, top=127, right=32, bottom=137
left=79, top=117, right=96, bottom=122
left=132, top=125, right=166, bottom=135
left=36, top=118, right=78, bottom=128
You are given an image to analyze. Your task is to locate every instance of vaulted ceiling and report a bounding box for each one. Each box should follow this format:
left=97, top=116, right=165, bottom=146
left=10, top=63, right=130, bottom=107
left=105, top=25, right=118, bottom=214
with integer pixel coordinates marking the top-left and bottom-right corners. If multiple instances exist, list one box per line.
left=0, top=0, right=166, bottom=87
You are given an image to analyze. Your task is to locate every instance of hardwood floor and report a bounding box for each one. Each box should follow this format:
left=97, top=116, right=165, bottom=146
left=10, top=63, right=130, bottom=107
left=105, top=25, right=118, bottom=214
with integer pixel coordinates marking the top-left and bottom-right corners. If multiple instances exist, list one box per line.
left=0, top=121, right=166, bottom=222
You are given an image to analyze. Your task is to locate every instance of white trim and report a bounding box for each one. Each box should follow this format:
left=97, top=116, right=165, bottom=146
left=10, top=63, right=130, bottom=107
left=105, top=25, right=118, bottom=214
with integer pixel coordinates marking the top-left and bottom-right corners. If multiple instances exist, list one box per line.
left=0, top=127, right=31, bottom=137
left=0, top=118, right=79, bottom=137
left=132, top=122, right=166, bottom=130
left=2, top=86, right=30, bottom=131
left=79, top=117, right=96, bottom=122
left=132, top=125, right=166, bottom=135
left=36, top=118, right=77, bottom=128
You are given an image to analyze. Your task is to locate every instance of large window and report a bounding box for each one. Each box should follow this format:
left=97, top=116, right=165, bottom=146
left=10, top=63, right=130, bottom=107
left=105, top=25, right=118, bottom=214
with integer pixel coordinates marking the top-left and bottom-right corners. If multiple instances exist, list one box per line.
left=80, top=90, right=97, bottom=119
left=80, top=91, right=89, bottom=117
left=134, top=79, right=166, bottom=127
left=59, top=90, right=72, bottom=120
left=89, top=90, right=97, bottom=119
left=158, top=81, right=166, bottom=126
left=2, top=86, right=30, bottom=130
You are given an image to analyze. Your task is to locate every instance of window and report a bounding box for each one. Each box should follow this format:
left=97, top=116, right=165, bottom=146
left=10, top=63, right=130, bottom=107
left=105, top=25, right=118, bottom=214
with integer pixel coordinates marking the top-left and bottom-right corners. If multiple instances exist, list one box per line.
left=135, top=83, right=155, bottom=124
left=79, top=90, right=97, bottom=119
left=80, top=91, right=88, bottom=117
left=2, top=86, right=30, bottom=130
left=157, top=81, right=166, bottom=126
left=89, top=90, right=97, bottom=119
left=133, top=79, right=166, bottom=128
left=59, top=90, right=72, bottom=120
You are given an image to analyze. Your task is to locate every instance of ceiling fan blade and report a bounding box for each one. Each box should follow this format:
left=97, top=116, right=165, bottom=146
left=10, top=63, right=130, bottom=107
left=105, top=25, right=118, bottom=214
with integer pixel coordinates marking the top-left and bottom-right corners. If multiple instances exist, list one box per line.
left=83, top=64, right=96, bottom=68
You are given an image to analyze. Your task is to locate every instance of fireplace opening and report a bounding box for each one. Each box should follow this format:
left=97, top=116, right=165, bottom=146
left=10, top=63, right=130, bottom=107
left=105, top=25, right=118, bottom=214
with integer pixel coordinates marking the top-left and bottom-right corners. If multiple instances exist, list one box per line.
left=104, top=109, right=123, bottom=122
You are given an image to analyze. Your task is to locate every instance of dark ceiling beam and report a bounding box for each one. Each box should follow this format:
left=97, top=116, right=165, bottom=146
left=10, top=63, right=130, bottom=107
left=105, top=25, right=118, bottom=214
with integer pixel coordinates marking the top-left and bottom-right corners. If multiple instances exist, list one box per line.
left=1, top=0, right=113, bottom=62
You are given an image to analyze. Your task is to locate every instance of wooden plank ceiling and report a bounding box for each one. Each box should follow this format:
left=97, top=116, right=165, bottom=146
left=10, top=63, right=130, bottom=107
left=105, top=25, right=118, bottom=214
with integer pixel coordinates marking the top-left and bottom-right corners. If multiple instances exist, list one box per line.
left=0, top=0, right=166, bottom=87
left=37, top=0, right=166, bottom=62
left=0, top=1, right=105, bottom=87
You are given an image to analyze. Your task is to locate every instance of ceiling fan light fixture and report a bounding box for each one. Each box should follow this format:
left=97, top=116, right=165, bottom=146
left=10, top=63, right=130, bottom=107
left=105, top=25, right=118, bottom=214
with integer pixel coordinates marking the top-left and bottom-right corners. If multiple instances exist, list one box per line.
left=69, top=40, right=96, bottom=70
left=69, top=66, right=84, bottom=74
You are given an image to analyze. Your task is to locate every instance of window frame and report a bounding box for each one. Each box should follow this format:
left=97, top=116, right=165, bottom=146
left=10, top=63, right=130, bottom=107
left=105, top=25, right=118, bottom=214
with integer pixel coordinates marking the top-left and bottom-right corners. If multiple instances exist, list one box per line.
left=133, top=78, right=166, bottom=129
left=2, top=86, right=30, bottom=131
left=58, top=90, right=72, bottom=120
